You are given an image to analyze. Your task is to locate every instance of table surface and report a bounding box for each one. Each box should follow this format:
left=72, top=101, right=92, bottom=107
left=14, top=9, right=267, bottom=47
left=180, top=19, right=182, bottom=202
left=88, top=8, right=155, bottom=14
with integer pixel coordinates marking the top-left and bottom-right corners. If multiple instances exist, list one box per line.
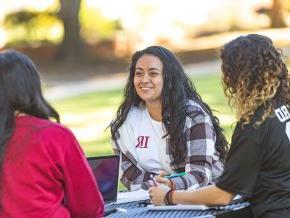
left=107, top=201, right=250, bottom=218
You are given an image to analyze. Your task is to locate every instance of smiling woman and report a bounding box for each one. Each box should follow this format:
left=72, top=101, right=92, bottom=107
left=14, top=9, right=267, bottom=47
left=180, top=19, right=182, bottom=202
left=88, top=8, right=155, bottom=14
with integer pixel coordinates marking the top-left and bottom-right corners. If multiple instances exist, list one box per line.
left=110, top=45, right=229, bottom=191
left=134, top=54, right=164, bottom=121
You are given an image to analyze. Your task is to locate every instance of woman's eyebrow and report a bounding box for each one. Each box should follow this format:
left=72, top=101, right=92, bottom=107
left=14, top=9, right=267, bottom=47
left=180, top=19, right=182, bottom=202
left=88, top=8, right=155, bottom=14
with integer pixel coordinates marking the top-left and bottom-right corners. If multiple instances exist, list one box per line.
left=148, top=67, right=161, bottom=71
left=135, top=67, right=161, bottom=71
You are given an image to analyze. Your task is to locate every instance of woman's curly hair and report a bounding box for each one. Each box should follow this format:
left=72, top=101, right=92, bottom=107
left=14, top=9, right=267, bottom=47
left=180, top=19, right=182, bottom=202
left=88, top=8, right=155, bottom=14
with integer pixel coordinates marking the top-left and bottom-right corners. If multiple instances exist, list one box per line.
left=221, top=34, right=290, bottom=126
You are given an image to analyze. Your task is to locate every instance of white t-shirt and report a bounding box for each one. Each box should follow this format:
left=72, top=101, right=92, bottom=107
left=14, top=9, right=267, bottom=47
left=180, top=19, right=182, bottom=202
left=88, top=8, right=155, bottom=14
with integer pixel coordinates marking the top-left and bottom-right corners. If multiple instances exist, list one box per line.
left=116, top=104, right=175, bottom=174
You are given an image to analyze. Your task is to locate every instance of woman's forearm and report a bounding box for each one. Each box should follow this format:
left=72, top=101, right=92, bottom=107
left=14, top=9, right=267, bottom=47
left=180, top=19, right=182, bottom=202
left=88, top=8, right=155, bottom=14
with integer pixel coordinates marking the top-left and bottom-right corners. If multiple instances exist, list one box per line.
left=172, top=185, right=234, bottom=206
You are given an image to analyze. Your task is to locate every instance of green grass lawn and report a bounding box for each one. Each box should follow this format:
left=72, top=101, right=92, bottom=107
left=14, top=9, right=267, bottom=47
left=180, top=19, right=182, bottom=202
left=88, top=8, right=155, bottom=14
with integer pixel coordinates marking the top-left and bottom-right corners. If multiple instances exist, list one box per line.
left=51, top=73, right=237, bottom=157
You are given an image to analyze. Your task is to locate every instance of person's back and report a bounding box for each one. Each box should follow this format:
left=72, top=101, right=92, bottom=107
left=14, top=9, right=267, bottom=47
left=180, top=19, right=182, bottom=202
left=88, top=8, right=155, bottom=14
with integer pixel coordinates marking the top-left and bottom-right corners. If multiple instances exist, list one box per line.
left=0, top=115, right=104, bottom=218
left=218, top=103, right=290, bottom=216
left=0, top=49, right=104, bottom=218
left=149, top=34, right=290, bottom=218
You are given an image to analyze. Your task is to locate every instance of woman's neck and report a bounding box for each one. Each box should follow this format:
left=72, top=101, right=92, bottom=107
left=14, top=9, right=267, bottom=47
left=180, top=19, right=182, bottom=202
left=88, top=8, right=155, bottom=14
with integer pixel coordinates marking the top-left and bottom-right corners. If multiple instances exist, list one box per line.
left=146, top=101, right=162, bottom=122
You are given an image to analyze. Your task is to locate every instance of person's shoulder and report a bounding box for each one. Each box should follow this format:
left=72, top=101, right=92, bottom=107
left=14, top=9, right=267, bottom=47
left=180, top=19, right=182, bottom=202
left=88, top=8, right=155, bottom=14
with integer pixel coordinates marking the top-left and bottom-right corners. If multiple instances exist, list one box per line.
left=22, top=116, right=76, bottom=141
left=185, top=100, right=211, bottom=126
left=186, top=100, right=207, bottom=116
left=250, top=103, right=288, bottom=130
left=40, top=121, right=75, bottom=140
left=235, top=104, right=285, bottom=144
left=266, top=103, right=290, bottom=136
left=272, top=103, right=290, bottom=124
left=16, top=116, right=78, bottom=154
left=38, top=120, right=80, bottom=156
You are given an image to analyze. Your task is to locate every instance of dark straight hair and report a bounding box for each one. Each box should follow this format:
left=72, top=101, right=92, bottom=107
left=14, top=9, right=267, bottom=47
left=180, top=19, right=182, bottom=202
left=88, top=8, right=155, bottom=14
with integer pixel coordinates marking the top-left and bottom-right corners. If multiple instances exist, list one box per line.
left=111, top=46, right=228, bottom=165
left=0, top=49, right=59, bottom=164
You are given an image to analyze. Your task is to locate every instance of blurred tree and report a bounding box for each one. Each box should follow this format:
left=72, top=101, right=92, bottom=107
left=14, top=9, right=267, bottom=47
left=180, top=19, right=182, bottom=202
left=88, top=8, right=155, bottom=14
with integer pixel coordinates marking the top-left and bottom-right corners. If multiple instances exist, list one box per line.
left=80, top=4, right=120, bottom=44
left=270, top=0, right=287, bottom=27
left=57, top=0, right=83, bottom=60
left=3, top=0, right=120, bottom=61
left=4, top=10, right=61, bottom=47
left=256, top=0, right=287, bottom=28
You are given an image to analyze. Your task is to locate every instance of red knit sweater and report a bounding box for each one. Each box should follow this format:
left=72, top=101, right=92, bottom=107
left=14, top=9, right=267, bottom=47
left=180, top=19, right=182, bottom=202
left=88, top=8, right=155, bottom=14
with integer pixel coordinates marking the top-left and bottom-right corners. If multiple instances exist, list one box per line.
left=0, top=115, right=104, bottom=218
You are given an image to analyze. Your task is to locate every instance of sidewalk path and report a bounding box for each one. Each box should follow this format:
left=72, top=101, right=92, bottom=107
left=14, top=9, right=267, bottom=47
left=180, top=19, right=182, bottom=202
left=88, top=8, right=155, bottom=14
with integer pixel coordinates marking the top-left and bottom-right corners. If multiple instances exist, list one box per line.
left=45, top=59, right=221, bottom=101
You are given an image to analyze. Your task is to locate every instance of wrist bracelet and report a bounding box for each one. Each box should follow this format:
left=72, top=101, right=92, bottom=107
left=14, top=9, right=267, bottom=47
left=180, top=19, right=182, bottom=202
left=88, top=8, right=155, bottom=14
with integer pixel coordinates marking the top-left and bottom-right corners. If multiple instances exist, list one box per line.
left=164, top=190, right=171, bottom=205
left=168, top=189, right=175, bottom=205
left=164, top=189, right=175, bottom=205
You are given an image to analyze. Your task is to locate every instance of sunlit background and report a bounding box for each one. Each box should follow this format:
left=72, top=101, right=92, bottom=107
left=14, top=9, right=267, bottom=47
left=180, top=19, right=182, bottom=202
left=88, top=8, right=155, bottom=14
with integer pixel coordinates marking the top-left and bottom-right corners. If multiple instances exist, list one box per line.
left=1, top=0, right=290, bottom=53
left=1, top=0, right=290, bottom=156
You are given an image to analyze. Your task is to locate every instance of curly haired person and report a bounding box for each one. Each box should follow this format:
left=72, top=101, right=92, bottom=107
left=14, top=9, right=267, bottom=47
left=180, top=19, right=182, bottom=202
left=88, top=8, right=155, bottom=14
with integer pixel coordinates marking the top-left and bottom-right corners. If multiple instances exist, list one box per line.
left=149, top=34, right=290, bottom=218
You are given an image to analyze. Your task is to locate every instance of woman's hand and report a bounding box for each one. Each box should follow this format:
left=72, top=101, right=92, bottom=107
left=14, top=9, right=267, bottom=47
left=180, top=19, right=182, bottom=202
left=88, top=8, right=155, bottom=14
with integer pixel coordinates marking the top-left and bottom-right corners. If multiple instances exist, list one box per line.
left=148, top=185, right=170, bottom=205
left=155, top=171, right=172, bottom=188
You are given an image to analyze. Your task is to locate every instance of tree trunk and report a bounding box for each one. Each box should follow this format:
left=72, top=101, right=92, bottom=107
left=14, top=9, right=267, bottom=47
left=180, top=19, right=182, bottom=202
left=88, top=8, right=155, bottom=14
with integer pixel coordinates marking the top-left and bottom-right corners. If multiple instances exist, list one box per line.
left=269, top=0, right=287, bottom=28
left=57, top=0, right=83, bottom=60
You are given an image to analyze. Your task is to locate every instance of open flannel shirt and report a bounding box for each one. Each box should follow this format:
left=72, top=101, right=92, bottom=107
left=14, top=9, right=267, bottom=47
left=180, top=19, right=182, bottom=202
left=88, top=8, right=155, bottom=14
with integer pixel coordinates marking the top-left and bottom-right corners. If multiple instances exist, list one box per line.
left=113, top=102, right=224, bottom=190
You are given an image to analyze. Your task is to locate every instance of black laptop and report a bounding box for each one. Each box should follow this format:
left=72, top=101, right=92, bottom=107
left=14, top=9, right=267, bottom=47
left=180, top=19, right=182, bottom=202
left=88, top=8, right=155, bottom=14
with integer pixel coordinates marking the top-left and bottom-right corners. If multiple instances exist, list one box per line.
left=87, top=155, right=120, bottom=207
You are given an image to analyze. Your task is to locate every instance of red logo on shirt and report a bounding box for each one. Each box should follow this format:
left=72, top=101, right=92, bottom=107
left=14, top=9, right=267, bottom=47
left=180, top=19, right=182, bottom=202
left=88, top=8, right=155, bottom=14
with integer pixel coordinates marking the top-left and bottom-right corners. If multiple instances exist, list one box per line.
left=136, top=136, right=150, bottom=148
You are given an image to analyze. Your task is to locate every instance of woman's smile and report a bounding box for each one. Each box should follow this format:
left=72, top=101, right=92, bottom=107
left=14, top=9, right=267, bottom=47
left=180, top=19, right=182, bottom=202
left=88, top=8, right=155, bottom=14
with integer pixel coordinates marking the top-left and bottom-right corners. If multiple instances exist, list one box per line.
left=134, top=54, right=163, bottom=104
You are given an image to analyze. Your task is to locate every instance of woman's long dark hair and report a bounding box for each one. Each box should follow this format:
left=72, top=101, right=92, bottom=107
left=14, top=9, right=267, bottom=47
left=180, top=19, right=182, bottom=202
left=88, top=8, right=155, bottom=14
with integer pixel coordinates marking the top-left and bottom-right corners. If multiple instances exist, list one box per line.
left=0, top=50, right=60, bottom=164
left=111, top=46, right=228, bottom=165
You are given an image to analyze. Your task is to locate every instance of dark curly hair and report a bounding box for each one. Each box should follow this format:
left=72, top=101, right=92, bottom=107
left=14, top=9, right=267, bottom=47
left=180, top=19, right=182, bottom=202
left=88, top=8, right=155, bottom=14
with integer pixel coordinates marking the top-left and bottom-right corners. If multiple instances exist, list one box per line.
left=110, top=46, right=228, bottom=165
left=0, top=50, right=60, bottom=164
left=221, top=34, right=290, bottom=126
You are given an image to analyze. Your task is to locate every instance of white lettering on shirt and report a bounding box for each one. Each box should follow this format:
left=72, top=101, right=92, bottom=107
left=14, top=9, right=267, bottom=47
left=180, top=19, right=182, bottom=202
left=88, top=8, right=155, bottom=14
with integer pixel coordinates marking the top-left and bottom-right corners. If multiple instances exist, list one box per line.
left=275, top=105, right=290, bottom=122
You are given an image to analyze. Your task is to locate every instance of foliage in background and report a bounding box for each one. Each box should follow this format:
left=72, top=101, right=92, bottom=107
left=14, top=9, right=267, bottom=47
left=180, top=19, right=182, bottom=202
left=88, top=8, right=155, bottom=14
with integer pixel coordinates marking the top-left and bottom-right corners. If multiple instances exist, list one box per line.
left=3, top=1, right=62, bottom=47
left=4, top=11, right=62, bottom=47
left=79, top=0, right=120, bottom=44
left=3, top=0, right=120, bottom=49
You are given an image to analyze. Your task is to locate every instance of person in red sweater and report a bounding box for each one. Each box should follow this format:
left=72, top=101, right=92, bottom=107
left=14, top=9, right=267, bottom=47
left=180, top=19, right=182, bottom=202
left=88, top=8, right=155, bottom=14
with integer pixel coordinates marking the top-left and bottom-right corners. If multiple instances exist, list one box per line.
left=0, top=50, right=104, bottom=218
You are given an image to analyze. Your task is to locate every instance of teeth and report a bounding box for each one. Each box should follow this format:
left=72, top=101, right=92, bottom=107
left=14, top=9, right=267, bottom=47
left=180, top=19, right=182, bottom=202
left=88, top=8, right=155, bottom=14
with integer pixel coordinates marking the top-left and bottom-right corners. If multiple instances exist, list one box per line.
left=141, top=87, right=151, bottom=90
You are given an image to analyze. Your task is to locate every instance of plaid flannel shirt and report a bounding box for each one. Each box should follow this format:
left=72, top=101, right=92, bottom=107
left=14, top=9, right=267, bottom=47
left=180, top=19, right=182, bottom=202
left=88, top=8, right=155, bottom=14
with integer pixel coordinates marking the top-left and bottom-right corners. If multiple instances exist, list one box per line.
left=113, top=102, right=224, bottom=190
